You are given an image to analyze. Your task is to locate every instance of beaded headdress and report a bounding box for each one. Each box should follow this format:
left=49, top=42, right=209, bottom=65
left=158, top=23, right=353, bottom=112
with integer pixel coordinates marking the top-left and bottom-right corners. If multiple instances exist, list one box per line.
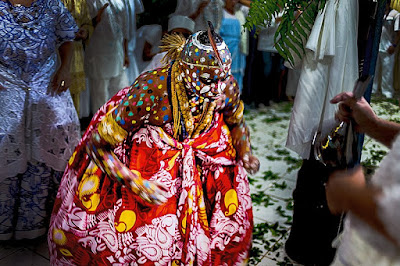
left=160, top=22, right=232, bottom=139
left=160, top=22, right=231, bottom=78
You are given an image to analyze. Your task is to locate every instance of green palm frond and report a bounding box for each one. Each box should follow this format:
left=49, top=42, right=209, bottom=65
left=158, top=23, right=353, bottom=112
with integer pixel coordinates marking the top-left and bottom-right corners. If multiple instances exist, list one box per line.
left=245, top=0, right=327, bottom=67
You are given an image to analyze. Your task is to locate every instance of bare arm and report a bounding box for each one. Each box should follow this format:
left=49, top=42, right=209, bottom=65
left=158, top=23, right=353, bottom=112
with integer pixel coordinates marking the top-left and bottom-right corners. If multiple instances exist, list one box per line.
left=331, top=92, right=400, bottom=148
left=326, top=167, right=398, bottom=245
left=123, top=38, right=129, bottom=67
left=239, top=0, right=252, bottom=7
left=49, top=41, right=73, bottom=95
left=364, top=118, right=400, bottom=148
left=388, top=29, right=400, bottom=54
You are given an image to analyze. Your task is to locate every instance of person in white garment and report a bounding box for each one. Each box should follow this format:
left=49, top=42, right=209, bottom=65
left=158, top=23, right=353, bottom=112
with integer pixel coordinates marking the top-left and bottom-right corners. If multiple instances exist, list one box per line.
left=285, top=67, right=301, bottom=102
left=135, top=24, right=163, bottom=74
left=173, top=0, right=220, bottom=32
left=85, top=0, right=130, bottom=115
left=284, top=0, right=359, bottom=264
left=327, top=91, right=400, bottom=265
left=125, top=0, right=144, bottom=85
left=373, top=0, right=400, bottom=98
left=286, top=0, right=359, bottom=159
left=142, top=15, right=195, bottom=73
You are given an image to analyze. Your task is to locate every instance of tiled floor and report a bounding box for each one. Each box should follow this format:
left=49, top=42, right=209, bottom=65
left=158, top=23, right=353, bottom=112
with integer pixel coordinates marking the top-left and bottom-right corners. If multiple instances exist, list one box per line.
left=0, top=97, right=397, bottom=265
left=0, top=237, right=49, bottom=265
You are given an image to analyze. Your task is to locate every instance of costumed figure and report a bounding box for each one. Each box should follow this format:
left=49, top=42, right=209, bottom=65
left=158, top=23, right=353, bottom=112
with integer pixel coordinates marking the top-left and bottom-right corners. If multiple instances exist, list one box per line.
left=0, top=0, right=81, bottom=240
left=48, top=23, right=260, bottom=265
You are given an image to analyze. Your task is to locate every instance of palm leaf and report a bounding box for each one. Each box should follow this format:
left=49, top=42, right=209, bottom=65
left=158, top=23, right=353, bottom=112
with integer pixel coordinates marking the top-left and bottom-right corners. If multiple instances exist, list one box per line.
left=245, top=0, right=327, bottom=66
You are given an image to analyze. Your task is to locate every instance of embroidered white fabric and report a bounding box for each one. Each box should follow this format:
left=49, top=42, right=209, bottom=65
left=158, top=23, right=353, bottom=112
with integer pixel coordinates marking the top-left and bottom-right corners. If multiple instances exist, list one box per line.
left=0, top=0, right=81, bottom=180
left=85, top=0, right=129, bottom=79
left=0, top=65, right=81, bottom=179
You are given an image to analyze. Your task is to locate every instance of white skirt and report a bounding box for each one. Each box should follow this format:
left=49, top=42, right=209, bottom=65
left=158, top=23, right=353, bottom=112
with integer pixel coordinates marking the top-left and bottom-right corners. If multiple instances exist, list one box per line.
left=286, top=0, right=359, bottom=159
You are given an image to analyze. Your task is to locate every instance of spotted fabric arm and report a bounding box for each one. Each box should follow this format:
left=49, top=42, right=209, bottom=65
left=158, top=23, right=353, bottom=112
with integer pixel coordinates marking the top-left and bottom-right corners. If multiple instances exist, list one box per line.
left=85, top=69, right=173, bottom=204
left=222, top=76, right=252, bottom=161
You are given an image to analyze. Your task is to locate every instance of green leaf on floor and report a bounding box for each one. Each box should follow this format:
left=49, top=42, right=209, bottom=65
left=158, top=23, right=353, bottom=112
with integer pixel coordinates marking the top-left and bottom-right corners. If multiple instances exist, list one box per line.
left=271, top=181, right=288, bottom=190
left=262, top=170, right=281, bottom=181
left=251, top=191, right=278, bottom=207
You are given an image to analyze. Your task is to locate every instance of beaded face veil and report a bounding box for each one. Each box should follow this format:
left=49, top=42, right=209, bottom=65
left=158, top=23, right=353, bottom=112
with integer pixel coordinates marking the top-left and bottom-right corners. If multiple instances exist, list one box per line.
left=161, top=22, right=232, bottom=100
left=179, top=28, right=232, bottom=99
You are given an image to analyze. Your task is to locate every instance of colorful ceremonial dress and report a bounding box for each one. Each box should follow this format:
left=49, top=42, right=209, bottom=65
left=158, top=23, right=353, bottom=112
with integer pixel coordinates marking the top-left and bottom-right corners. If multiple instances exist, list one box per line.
left=49, top=31, right=254, bottom=265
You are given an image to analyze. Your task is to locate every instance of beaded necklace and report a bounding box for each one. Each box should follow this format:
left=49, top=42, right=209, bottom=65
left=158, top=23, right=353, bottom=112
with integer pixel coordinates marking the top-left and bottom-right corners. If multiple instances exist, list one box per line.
left=171, top=61, right=216, bottom=140
left=6, top=0, right=41, bottom=31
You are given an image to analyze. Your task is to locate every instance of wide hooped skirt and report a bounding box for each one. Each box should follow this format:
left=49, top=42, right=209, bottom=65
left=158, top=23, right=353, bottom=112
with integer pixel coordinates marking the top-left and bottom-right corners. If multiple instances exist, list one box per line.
left=48, top=88, right=253, bottom=265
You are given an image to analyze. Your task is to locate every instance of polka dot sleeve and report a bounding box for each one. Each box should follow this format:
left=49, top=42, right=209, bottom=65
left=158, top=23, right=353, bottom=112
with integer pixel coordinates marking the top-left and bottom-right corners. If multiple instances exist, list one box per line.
left=221, top=76, right=252, bottom=160
left=85, top=67, right=173, bottom=203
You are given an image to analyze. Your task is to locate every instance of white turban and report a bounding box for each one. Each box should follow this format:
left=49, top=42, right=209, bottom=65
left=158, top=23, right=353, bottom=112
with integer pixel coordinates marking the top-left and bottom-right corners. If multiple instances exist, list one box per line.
left=168, top=15, right=195, bottom=33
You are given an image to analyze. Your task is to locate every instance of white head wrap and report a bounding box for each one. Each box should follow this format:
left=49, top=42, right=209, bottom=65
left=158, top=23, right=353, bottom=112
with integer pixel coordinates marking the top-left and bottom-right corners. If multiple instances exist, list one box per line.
left=168, top=15, right=195, bottom=33
left=135, top=24, right=163, bottom=72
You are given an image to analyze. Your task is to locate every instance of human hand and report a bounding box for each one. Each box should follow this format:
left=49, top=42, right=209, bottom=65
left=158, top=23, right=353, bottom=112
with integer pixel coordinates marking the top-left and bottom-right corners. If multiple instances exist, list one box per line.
left=387, top=45, right=396, bottom=55
left=124, top=54, right=130, bottom=68
left=49, top=66, right=70, bottom=96
left=326, top=166, right=365, bottom=215
left=94, top=3, right=109, bottom=26
left=330, top=92, right=378, bottom=133
left=242, top=153, right=260, bottom=175
left=75, top=27, right=89, bottom=41
left=127, top=170, right=169, bottom=205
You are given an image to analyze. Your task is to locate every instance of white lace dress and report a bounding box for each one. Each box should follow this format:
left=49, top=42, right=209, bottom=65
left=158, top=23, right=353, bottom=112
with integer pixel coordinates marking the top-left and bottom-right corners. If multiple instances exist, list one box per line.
left=0, top=0, right=80, bottom=239
left=331, top=134, right=400, bottom=265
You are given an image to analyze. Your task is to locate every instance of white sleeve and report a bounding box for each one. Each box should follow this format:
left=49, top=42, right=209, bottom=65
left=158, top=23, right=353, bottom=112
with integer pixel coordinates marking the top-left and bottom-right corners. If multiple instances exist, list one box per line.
left=394, top=13, right=400, bottom=32
left=376, top=184, right=400, bottom=246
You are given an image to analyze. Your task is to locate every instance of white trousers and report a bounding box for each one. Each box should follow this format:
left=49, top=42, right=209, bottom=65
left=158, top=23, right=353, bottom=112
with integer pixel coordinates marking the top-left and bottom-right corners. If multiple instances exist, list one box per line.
left=88, top=71, right=129, bottom=114
left=373, top=52, right=395, bottom=98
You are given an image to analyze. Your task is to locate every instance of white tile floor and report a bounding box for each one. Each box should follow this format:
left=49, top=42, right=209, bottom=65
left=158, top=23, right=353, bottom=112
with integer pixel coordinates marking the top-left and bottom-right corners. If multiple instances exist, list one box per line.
left=0, top=97, right=396, bottom=265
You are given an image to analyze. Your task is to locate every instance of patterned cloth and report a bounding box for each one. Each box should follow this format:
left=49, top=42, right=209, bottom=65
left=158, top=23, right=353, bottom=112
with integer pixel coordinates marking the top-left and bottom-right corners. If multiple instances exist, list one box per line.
left=0, top=0, right=81, bottom=239
left=0, top=0, right=81, bottom=178
left=48, top=87, right=253, bottom=265
left=0, top=162, right=62, bottom=240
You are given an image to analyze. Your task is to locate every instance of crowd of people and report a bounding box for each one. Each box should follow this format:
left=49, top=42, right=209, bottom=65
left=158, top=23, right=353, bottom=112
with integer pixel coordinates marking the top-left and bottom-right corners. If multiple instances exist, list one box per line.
left=0, top=0, right=399, bottom=265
